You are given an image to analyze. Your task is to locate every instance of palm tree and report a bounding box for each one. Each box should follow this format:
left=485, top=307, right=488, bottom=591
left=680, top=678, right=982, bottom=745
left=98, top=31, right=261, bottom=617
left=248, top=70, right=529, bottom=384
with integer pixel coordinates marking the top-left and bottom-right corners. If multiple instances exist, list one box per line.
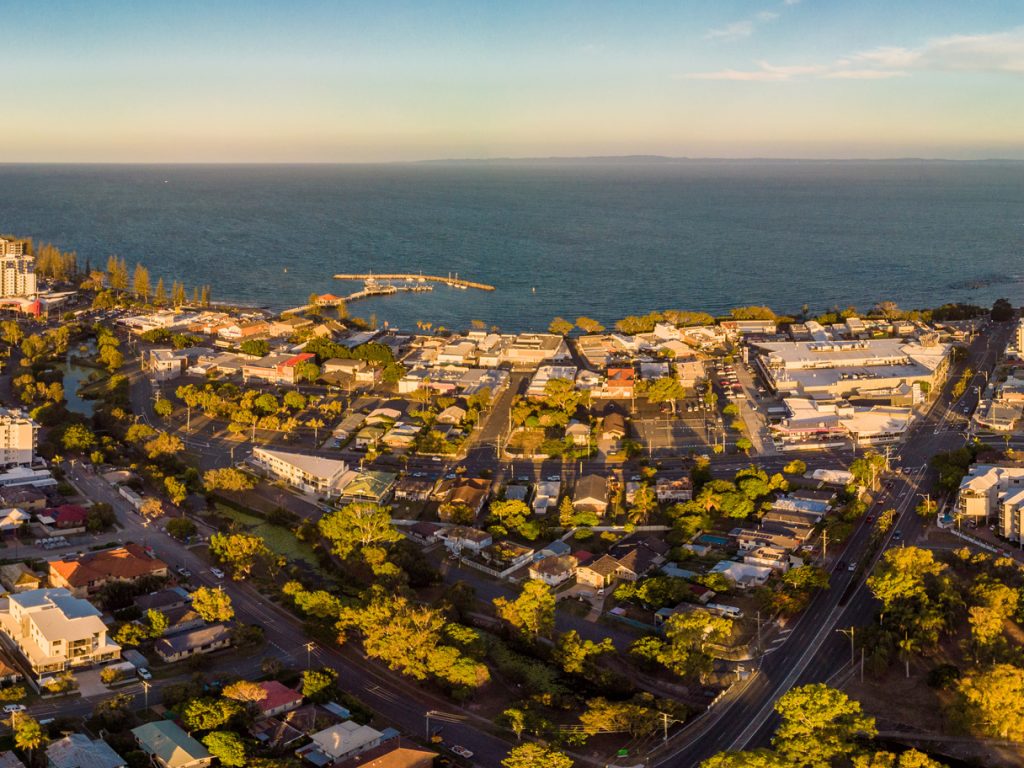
left=898, top=631, right=919, bottom=679
left=308, top=418, right=325, bottom=445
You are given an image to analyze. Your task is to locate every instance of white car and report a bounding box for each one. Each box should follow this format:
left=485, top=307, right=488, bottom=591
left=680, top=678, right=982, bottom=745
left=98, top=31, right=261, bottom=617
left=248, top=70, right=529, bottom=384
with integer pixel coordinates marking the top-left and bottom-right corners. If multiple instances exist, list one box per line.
left=3, top=704, right=25, bottom=714
left=210, top=567, right=225, bottom=579
left=451, top=746, right=474, bottom=759
left=137, top=668, right=153, bottom=681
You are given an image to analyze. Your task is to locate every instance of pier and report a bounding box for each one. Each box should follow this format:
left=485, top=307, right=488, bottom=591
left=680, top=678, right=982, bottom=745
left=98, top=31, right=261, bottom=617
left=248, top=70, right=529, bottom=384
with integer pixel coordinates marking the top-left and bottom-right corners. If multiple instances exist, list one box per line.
left=281, top=278, right=434, bottom=315
left=334, top=272, right=495, bottom=291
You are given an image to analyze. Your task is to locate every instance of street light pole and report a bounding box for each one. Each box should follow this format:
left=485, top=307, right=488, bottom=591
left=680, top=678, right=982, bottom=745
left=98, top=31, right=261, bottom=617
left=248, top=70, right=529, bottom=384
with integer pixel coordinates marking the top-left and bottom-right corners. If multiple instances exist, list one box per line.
left=141, top=680, right=151, bottom=712
left=305, top=641, right=315, bottom=670
left=837, top=626, right=855, bottom=668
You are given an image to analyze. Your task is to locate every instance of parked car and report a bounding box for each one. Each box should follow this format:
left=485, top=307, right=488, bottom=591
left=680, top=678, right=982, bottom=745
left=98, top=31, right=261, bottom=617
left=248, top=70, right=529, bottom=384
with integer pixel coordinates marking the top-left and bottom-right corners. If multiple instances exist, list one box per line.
left=451, top=746, right=474, bottom=759
left=3, top=704, right=25, bottom=714
left=210, top=567, right=225, bottom=579
left=138, top=668, right=152, bottom=681
left=176, top=566, right=192, bottom=578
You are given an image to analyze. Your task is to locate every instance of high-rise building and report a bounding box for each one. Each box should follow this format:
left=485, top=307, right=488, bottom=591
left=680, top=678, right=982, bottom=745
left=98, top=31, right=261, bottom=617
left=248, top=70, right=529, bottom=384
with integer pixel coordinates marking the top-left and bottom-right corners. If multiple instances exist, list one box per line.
left=0, top=243, right=36, bottom=299
left=0, top=238, right=27, bottom=257
left=0, top=409, right=38, bottom=467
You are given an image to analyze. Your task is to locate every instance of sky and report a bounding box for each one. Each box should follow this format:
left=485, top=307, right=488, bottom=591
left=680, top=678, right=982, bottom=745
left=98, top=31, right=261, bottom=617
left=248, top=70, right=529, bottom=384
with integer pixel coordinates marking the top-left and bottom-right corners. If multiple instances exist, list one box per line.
left=1, top=0, right=1023, bottom=162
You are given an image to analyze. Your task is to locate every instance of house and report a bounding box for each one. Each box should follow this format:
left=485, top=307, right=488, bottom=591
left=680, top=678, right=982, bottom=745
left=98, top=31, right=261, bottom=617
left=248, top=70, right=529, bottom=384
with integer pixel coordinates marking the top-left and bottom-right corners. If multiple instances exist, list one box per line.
left=609, top=537, right=669, bottom=580
left=301, top=721, right=385, bottom=764
left=655, top=477, right=693, bottom=503
left=132, top=721, right=213, bottom=768
left=573, top=475, right=609, bottom=516
left=46, top=734, right=126, bottom=768
left=251, top=448, right=349, bottom=495
left=49, top=544, right=169, bottom=598
left=434, top=404, right=467, bottom=426
left=576, top=555, right=619, bottom=589
left=158, top=605, right=206, bottom=636
left=0, top=486, right=46, bottom=510
left=0, top=508, right=28, bottom=535
left=438, top=526, right=492, bottom=554
left=323, top=359, right=380, bottom=385
left=394, top=477, right=435, bottom=502
left=710, top=560, right=773, bottom=588
left=0, top=588, right=121, bottom=675
left=528, top=555, right=578, bottom=586
left=135, top=587, right=191, bottom=614
left=0, top=652, right=21, bottom=685
left=47, top=504, right=88, bottom=530
left=565, top=420, right=590, bottom=447
left=0, top=563, right=40, bottom=593
left=354, top=425, right=386, bottom=450
left=218, top=320, right=269, bottom=341
left=0, top=752, right=24, bottom=768
left=533, top=480, right=560, bottom=515
left=438, top=477, right=491, bottom=521
left=381, top=423, right=421, bottom=451
left=333, top=740, right=435, bottom=768
left=606, top=367, right=636, bottom=398
left=255, top=680, right=304, bottom=718
left=154, top=624, right=231, bottom=663
left=337, top=470, right=397, bottom=504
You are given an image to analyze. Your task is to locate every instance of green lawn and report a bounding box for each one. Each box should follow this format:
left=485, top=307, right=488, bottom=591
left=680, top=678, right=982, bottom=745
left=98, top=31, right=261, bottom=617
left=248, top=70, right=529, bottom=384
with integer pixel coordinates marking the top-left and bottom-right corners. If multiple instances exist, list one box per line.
left=212, top=504, right=319, bottom=566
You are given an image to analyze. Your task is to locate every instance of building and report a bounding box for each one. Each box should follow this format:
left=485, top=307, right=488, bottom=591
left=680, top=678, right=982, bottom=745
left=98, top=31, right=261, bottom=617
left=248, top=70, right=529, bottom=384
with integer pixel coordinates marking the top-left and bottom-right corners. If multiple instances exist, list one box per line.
left=605, top=366, right=636, bottom=398
left=956, top=464, right=1024, bottom=540
left=528, top=554, right=577, bottom=586
left=438, top=526, right=492, bottom=554
left=573, top=475, right=609, bottom=516
left=301, top=721, right=385, bottom=764
left=437, top=477, right=491, bottom=520
left=500, top=333, right=571, bottom=367
left=251, top=448, right=349, bottom=495
left=0, top=563, right=40, bottom=593
left=0, top=410, right=37, bottom=467
left=0, top=238, right=27, bottom=257
left=576, top=554, right=619, bottom=589
left=255, top=680, right=304, bottom=718
left=655, top=477, right=693, bottom=503
left=154, top=624, right=231, bottom=663
left=0, top=752, right=24, bottom=768
left=46, top=734, right=126, bottom=768
left=0, top=508, right=29, bottom=535
left=132, top=721, right=213, bottom=768
left=533, top=480, right=560, bottom=515
left=147, top=348, right=188, bottom=381
left=709, top=560, right=773, bottom=588
left=393, top=477, right=435, bottom=502
left=0, top=252, right=36, bottom=299
left=527, top=365, right=578, bottom=398
left=0, top=588, right=121, bottom=675
left=241, top=352, right=316, bottom=385
left=752, top=338, right=951, bottom=399
left=336, top=470, right=397, bottom=504
left=334, top=741, right=435, bottom=768
left=45, top=504, right=89, bottom=530
left=49, top=544, right=169, bottom=598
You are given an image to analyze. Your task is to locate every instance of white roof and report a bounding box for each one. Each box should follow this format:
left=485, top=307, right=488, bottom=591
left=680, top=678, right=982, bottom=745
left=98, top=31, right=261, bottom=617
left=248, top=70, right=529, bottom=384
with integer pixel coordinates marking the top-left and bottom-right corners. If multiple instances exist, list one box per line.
left=253, top=448, right=347, bottom=481
left=313, top=720, right=382, bottom=759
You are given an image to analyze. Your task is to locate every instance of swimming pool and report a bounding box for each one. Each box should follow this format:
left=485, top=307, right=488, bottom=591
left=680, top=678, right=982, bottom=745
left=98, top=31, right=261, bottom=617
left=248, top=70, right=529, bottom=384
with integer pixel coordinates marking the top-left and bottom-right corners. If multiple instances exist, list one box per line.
left=696, top=534, right=730, bottom=547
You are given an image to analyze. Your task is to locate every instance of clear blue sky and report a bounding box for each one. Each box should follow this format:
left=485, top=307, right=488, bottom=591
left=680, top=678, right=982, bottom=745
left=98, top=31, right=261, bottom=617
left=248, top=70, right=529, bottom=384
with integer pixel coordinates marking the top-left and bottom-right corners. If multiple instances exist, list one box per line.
left=2, top=0, right=1022, bottom=161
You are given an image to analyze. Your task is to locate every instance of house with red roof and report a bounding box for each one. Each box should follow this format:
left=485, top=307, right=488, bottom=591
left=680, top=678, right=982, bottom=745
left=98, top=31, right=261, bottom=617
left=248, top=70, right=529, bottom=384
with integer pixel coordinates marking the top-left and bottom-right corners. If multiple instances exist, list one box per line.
left=256, top=680, right=304, bottom=718
left=49, top=544, right=169, bottom=598
left=241, top=352, right=318, bottom=385
left=47, top=504, right=89, bottom=530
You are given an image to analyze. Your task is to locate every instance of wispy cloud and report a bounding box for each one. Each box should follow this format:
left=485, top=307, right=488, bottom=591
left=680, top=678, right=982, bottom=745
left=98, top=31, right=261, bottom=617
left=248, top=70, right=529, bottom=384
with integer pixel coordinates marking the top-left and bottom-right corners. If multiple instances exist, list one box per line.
left=685, top=26, right=1024, bottom=81
left=704, top=8, right=782, bottom=41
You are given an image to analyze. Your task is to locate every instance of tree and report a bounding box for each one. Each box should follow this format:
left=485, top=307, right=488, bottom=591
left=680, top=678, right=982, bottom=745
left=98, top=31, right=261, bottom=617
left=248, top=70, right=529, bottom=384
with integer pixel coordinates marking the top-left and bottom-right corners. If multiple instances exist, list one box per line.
left=154, top=397, right=173, bottom=418
left=867, top=546, right=945, bottom=617
left=318, top=503, right=402, bottom=559
left=294, top=361, right=321, bottom=382
left=558, top=496, right=575, bottom=528
left=167, top=517, right=197, bottom=540
left=783, top=459, right=806, bottom=475
left=0, top=320, right=24, bottom=352
left=554, top=630, right=614, bottom=676
left=181, top=697, right=243, bottom=732
left=147, top=609, right=169, bottom=636
left=209, top=531, right=270, bottom=578
left=736, top=437, right=752, bottom=455
left=240, top=339, right=269, bottom=357
left=132, top=263, right=151, bottom=301
left=61, top=423, right=97, bottom=452
left=145, top=431, right=185, bottom=460
left=772, top=684, right=876, bottom=766
left=700, top=751, right=787, bottom=768
left=850, top=451, right=887, bottom=489
left=548, top=317, right=574, bottom=336
left=637, top=609, right=732, bottom=680
left=628, top=483, right=658, bottom=525
left=98, top=343, right=124, bottom=372
left=579, top=696, right=660, bottom=738
left=153, top=277, right=166, bottom=305
left=164, top=476, right=188, bottom=506
left=575, top=316, right=605, bottom=333
left=853, top=750, right=946, bottom=768
left=114, top=621, right=153, bottom=646
left=503, top=707, right=527, bottom=740
left=954, top=663, right=1024, bottom=739
left=202, top=731, right=247, bottom=767
left=12, top=713, right=47, bottom=762
left=302, top=667, right=338, bottom=702
left=283, top=390, right=306, bottom=410
left=991, top=298, right=1014, bottom=322
left=139, top=497, right=164, bottom=519
left=494, top=580, right=555, bottom=639
left=191, top=586, right=235, bottom=622
left=646, top=376, right=685, bottom=414
left=222, top=679, right=268, bottom=704
left=502, top=743, right=574, bottom=768
left=203, top=467, right=256, bottom=493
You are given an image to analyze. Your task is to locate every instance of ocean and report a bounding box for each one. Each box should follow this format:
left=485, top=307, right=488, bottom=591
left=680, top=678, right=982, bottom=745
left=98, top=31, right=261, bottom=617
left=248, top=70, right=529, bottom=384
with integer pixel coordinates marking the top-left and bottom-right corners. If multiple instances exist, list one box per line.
left=1, top=160, right=1022, bottom=332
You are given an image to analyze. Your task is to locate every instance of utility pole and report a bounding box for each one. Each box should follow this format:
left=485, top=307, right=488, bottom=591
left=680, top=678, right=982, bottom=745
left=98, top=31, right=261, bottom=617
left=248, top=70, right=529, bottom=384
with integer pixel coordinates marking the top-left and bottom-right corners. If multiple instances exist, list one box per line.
left=861, top=647, right=865, bottom=683
left=821, top=528, right=828, bottom=562
left=660, top=711, right=670, bottom=743
left=837, top=626, right=855, bottom=668
left=141, top=680, right=151, bottom=712
left=755, top=611, right=762, bottom=655
left=305, top=641, right=315, bottom=670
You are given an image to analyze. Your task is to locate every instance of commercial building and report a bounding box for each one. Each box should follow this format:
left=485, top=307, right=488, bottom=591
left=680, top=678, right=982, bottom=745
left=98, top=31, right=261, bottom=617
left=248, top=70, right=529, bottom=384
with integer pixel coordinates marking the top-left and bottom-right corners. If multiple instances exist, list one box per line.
left=0, top=588, right=121, bottom=675
left=0, top=410, right=37, bottom=468
left=0, top=249, right=35, bottom=299
left=527, top=365, right=578, bottom=398
left=49, top=544, right=169, bottom=598
left=242, top=352, right=316, bottom=385
left=752, top=338, right=951, bottom=399
left=251, top=448, right=349, bottom=495
left=770, top=398, right=914, bottom=450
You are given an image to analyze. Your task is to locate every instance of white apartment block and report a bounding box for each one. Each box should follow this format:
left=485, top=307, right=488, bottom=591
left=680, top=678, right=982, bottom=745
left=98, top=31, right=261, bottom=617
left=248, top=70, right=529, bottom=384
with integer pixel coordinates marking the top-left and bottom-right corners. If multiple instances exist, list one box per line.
left=0, top=238, right=27, bottom=257
left=957, top=464, right=1024, bottom=540
left=0, top=254, right=36, bottom=299
left=251, top=447, right=349, bottom=495
left=0, top=588, right=120, bottom=675
left=0, top=409, right=37, bottom=467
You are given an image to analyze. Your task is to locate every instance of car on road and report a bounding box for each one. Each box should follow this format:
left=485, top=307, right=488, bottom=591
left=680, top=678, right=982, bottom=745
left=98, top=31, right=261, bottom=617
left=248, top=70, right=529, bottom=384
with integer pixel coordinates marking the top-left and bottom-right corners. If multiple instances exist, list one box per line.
left=137, top=668, right=152, bottom=681
left=3, top=704, right=25, bottom=714
left=546, top=475, right=560, bottom=481
left=866, top=515, right=874, bottom=524
left=893, top=531, right=902, bottom=541
left=450, top=746, right=474, bottom=759
left=176, top=566, right=192, bottom=578
left=848, top=562, right=856, bottom=572
left=210, top=567, right=225, bottom=579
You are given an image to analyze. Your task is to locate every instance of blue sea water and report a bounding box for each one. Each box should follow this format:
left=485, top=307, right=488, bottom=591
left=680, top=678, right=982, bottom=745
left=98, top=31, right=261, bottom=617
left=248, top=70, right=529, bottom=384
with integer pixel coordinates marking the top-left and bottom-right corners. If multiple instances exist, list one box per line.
left=1, top=160, right=1022, bottom=331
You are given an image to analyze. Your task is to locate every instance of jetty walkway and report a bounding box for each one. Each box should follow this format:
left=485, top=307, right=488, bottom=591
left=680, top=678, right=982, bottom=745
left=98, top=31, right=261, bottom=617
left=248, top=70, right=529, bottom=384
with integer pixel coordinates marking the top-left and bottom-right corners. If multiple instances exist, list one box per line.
left=334, top=273, right=495, bottom=291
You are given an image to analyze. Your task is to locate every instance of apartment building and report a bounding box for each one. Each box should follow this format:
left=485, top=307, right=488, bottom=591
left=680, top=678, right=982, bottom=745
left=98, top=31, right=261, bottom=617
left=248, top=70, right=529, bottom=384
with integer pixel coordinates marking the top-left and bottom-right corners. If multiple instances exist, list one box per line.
left=0, top=238, right=27, bottom=257
left=0, top=254, right=36, bottom=299
left=957, top=464, right=1024, bottom=540
left=0, top=409, right=37, bottom=467
left=0, top=588, right=121, bottom=675
left=251, top=447, right=349, bottom=495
